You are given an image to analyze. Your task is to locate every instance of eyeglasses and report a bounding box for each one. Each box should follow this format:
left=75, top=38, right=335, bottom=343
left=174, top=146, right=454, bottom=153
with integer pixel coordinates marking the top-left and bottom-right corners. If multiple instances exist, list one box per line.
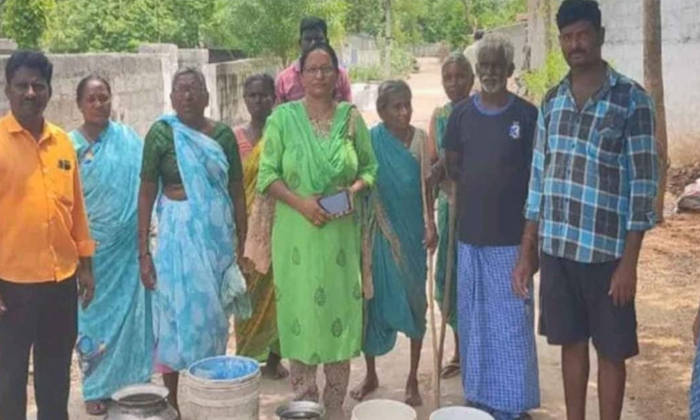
left=303, top=66, right=336, bottom=77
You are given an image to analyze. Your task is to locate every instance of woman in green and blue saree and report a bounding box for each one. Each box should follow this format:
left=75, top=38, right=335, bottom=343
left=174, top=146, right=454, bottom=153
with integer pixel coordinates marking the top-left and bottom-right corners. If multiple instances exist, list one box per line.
left=427, top=53, right=474, bottom=379
left=351, top=80, right=437, bottom=407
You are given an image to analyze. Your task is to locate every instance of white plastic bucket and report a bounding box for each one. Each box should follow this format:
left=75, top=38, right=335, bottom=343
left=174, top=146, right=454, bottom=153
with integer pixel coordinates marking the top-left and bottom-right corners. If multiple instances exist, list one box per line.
left=430, top=406, right=496, bottom=420
left=185, top=355, right=261, bottom=420
left=352, top=399, right=417, bottom=420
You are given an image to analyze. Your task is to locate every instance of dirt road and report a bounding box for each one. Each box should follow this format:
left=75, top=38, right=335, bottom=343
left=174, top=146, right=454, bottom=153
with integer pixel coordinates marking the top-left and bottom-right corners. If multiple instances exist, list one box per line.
left=37, top=57, right=696, bottom=420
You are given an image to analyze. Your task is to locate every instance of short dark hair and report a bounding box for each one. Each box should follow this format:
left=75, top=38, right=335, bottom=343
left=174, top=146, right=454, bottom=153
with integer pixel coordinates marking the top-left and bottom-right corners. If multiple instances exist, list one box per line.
left=300, top=17, right=328, bottom=38
left=76, top=74, right=112, bottom=103
left=243, top=73, right=275, bottom=95
left=557, top=0, right=602, bottom=31
left=299, top=42, right=339, bottom=73
left=5, top=50, right=53, bottom=88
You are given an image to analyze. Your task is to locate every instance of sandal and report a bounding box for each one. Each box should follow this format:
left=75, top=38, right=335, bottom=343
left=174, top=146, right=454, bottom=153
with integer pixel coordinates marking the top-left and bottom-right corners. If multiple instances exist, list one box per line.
left=85, top=399, right=109, bottom=416
left=440, top=361, right=461, bottom=379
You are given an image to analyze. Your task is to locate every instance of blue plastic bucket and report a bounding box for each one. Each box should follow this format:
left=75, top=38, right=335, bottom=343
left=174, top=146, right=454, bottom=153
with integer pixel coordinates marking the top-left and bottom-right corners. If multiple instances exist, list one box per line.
left=186, top=356, right=262, bottom=419
left=187, top=355, right=260, bottom=382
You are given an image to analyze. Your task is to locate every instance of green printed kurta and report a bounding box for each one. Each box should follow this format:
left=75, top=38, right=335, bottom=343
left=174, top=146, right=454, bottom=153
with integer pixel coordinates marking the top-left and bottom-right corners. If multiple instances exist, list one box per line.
left=257, top=102, right=377, bottom=365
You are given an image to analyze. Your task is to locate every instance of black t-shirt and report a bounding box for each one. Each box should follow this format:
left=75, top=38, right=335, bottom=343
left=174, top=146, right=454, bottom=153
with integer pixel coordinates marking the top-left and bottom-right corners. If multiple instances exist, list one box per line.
left=444, top=94, right=538, bottom=246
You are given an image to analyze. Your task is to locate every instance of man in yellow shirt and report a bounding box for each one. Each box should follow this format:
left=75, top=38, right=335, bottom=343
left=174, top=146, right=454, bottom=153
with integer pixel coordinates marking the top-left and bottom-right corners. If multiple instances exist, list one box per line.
left=0, top=50, right=95, bottom=420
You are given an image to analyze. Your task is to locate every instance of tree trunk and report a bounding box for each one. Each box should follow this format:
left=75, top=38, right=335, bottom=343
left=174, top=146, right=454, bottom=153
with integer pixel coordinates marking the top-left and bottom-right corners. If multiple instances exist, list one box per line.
left=461, top=0, right=472, bottom=31
left=543, top=0, right=553, bottom=53
left=643, top=0, right=668, bottom=222
left=383, top=0, right=392, bottom=78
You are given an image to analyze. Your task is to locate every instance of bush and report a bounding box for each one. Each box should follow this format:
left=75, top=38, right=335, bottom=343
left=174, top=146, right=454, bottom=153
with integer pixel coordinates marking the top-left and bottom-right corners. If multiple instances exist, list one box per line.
left=349, top=66, right=384, bottom=83
left=390, top=47, right=415, bottom=78
left=349, top=46, right=416, bottom=83
left=521, top=49, right=568, bottom=103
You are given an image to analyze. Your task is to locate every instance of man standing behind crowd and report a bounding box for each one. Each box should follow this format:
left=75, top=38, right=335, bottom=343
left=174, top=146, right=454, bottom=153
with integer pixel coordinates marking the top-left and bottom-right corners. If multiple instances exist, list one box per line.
left=445, top=33, right=540, bottom=420
left=0, top=50, right=96, bottom=420
left=275, top=17, right=352, bottom=104
left=513, top=1, right=658, bottom=419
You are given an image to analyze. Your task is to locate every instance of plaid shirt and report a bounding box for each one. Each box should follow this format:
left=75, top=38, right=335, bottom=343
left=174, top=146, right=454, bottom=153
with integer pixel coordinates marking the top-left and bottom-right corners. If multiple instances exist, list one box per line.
left=525, top=66, right=658, bottom=263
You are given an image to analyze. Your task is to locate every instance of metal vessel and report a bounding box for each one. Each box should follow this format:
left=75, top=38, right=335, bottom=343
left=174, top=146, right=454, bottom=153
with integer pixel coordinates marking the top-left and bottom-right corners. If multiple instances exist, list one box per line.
left=276, top=401, right=326, bottom=420
left=105, top=384, right=178, bottom=420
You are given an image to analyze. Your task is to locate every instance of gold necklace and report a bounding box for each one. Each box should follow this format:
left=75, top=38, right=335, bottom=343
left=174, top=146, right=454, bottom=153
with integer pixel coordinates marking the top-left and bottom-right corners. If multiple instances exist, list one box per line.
left=304, top=99, right=336, bottom=138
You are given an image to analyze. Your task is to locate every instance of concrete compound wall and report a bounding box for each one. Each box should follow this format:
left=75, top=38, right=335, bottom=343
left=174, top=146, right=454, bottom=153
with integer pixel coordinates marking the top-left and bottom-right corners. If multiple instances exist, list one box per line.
left=0, top=45, right=281, bottom=136
left=211, top=59, right=282, bottom=127
left=338, top=35, right=381, bottom=68
left=0, top=52, right=167, bottom=136
left=599, top=0, right=700, bottom=165
left=411, top=42, right=444, bottom=58
left=526, top=0, right=700, bottom=166
left=489, top=22, right=529, bottom=72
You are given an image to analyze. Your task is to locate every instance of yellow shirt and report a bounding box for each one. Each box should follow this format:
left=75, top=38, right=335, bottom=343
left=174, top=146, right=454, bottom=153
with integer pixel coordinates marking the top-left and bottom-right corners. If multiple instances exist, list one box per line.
left=0, top=112, right=95, bottom=283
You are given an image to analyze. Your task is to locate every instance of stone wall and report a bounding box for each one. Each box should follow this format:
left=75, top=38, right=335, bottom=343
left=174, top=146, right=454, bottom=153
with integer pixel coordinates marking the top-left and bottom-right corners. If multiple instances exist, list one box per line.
left=0, top=45, right=280, bottom=136
left=526, top=0, right=700, bottom=165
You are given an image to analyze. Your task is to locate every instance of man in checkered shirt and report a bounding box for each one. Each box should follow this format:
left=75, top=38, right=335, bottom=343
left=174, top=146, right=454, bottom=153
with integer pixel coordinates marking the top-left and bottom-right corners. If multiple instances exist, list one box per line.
left=512, top=1, right=658, bottom=419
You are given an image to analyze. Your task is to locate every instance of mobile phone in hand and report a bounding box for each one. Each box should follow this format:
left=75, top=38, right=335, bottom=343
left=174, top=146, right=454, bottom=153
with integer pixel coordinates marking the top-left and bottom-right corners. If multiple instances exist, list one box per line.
left=318, top=190, right=352, bottom=217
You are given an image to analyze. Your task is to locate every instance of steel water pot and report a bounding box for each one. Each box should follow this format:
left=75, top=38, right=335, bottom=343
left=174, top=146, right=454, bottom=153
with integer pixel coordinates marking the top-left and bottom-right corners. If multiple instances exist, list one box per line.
left=105, top=384, right=178, bottom=420
left=276, top=401, right=326, bottom=419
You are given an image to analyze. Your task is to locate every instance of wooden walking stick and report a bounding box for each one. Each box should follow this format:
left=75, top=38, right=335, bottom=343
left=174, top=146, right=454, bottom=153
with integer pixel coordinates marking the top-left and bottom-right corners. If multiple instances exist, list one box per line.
left=437, top=184, right=457, bottom=383
left=420, top=144, right=441, bottom=410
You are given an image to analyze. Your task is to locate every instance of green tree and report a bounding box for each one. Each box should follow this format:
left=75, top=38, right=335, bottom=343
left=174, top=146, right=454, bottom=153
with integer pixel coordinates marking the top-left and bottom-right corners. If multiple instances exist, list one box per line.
left=391, top=0, right=425, bottom=46
left=470, top=0, right=527, bottom=30
left=44, top=0, right=215, bottom=53
left=345, top=0, right=382, bottom=36
left=164, top=0, right=216, bottom=48
left=220, top=0, right=347, bottom=65
left=420, top=0, right=470, bottom=48
left=0, top=0, right=6, bottom=37
left=1, top=0, right=55, bottom=49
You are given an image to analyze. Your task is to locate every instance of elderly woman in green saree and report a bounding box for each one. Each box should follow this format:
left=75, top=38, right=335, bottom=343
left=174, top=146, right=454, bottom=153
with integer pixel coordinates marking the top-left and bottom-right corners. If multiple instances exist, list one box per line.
left=426, top=53, right=474, bottom=379
left=351, top=80, right=437, bottom=407
left=257, top=42, right=377, bottom=416
left=137, top=68, right=248, bottom=418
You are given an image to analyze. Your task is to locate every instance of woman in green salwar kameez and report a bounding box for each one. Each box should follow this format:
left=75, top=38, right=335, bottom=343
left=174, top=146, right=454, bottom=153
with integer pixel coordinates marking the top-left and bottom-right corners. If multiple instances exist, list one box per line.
left=427, top=53, right=474, bottom=379
left=257, top=43, right=377, bottom=415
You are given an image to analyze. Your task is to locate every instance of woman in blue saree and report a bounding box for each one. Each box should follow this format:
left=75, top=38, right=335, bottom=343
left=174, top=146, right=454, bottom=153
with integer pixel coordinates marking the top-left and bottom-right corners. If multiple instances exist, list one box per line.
left=137, top=68, right=248, bottom=418
left=351, top=80, right=437, bottom=407
left=70, top=75, right=153, bottom=416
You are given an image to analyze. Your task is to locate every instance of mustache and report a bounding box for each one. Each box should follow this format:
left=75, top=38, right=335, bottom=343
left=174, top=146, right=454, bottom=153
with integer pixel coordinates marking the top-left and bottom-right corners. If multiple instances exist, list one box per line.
left=568, top=49, right=587, bottom=56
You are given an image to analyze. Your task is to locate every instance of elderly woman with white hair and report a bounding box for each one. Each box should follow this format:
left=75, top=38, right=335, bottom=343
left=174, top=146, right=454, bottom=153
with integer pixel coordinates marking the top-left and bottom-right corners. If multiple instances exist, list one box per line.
left=443, top=34, right=541, bottom=419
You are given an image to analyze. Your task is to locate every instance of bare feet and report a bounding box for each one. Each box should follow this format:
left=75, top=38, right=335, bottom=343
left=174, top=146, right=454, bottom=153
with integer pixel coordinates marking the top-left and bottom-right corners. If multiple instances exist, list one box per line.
left=350, top=374, right=379, bottom=401
left=85, top=400, right=108, bottom=416
left=262, top=360, right=290, bottom=380
left=404, top=376, right=422, bottom=407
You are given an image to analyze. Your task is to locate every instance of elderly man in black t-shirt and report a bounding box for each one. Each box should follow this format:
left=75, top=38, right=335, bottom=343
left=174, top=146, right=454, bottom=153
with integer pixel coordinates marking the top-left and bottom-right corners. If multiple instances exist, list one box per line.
left=444, top=33, right=540, bottom=419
